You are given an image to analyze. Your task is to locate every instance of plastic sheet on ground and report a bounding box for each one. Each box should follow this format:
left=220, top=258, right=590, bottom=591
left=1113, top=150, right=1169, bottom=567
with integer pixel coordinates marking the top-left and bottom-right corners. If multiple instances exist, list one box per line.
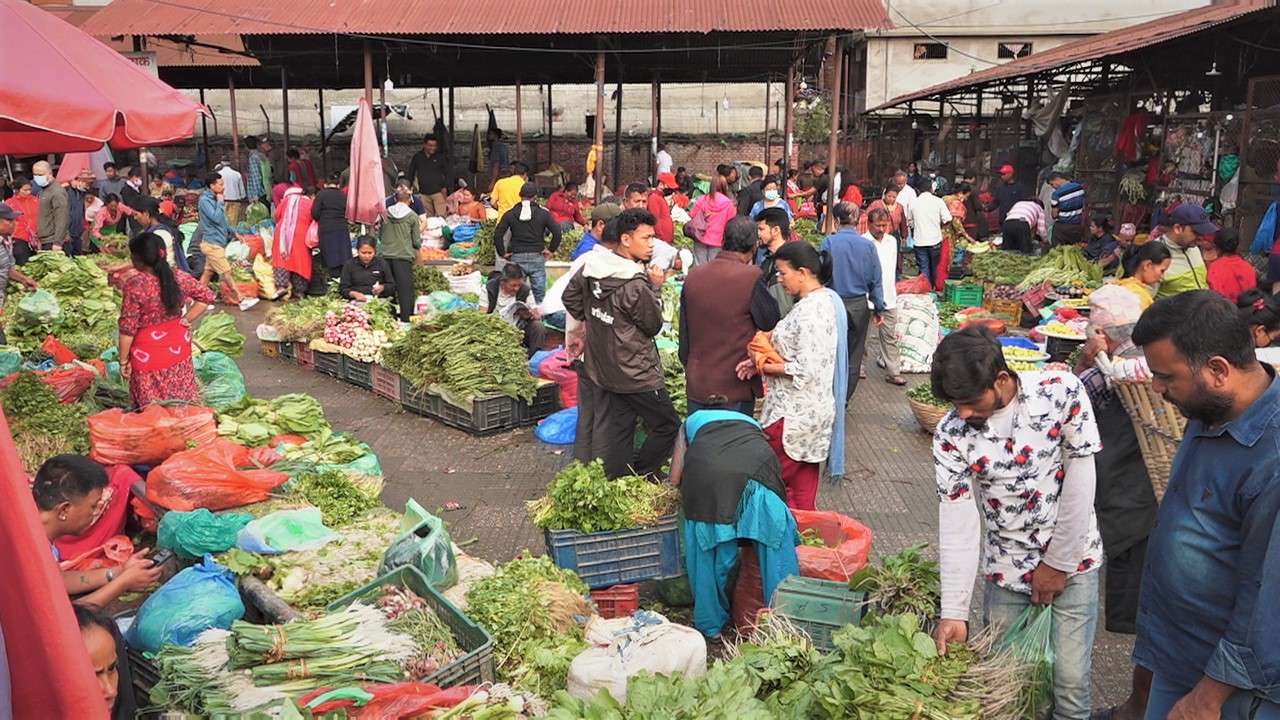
left=237, top=507, right=340, bottom=554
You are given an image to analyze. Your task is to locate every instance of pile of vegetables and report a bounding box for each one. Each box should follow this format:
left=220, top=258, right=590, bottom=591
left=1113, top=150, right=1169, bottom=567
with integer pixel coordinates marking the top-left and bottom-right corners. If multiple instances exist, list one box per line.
left=322, top=302, right=391, bottom=363
left=215, top=393, right=329, bottom=446
left=192, top=313, right=245, bottom=357
left=1016, top=245, right=1103, bottom=290
left=473, top=219, right=498, bottom=266
left=792, top=218, right=824, bottom=247
left=0, top=371, right=91, bottom=472
left=375, top=585, right=465, bottom=679
left=907, top=382, right=948, bottom=408
left=414, top=264, right=451, bottom=295
left=935, top=301, right=964, bottom=330
left=528, top=459, right=679, bottom=533
left=1, top=251, right=119, bottom=351
left=265, top=296, right=345, bottom=341
left=849, top=544, right=941, bottom=627
left=969, top=250, right=1039, bottom=286
left=290, top=469, right=379, bottom=528
left=383, top=309, right=536, bottom=402
left=465, top=554, right=590, bottom=697
left=660, top=348, right=688, bottom=416
left=553, top=227, right=584, bottom=262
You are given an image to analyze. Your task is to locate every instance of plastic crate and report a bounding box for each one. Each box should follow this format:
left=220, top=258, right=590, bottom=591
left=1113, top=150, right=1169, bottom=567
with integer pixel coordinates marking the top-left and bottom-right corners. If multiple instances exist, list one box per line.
left=589, top=584, right=640, bottom=619
left=984, top=297, right=1024, bottom=326
left=1046, top=334, right=1085, bottom=363
left=295, top=342, right=315, bottom=369
left=279, top=339, right=296, bottom=360
left=329, top=566, right=495, bottom=688
left=545, top=514, right=682, bottom=589
left=314, top=350, right=345, bottom=378
left=372, top=365, right=402, bottom=402
left=344, top=359, right=374, bottom=389
left=768, top=576, right=866, bottom=652
left=518, top=380, right=561, bottom=423
left=260, top=340, right=281, bottom=359
left=429, top=392, right=523, bottom=436
left=400, top=377, right=435, bottom=416
left=944, top=281, right=984, bottom=308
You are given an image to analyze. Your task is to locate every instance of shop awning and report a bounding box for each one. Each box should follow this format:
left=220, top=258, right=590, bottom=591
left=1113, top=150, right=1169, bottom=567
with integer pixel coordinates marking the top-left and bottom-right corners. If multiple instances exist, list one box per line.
left=868, top=0, right=1274, bottom=112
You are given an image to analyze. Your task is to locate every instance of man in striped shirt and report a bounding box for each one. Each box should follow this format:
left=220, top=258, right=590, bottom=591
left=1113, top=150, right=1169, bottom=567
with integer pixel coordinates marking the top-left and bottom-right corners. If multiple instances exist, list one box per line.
left=1049, top=172, right=1086, bottom=228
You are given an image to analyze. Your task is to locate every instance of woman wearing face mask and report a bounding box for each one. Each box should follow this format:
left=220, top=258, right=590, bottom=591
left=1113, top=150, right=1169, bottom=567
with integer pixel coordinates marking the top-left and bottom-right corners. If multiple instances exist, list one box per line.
left=74, top=604, right=136, bottom=719
left=1115, top=241, right=1172, bottom=310
left=1236, top=289, right=1280, bottom=348
left=748, top=177, right=794, bottom=220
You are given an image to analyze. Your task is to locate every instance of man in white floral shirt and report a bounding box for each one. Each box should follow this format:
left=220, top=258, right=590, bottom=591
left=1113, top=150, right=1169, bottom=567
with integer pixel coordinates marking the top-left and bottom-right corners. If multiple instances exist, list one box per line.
left=930, top=326, right=1104, bottom=720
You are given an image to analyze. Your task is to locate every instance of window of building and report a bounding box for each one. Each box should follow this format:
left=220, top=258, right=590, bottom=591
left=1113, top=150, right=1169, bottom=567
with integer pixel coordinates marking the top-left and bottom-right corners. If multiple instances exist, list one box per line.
left=997, top=42, right=1033, bottom=59
left=913, top=43, right=948, bottom=60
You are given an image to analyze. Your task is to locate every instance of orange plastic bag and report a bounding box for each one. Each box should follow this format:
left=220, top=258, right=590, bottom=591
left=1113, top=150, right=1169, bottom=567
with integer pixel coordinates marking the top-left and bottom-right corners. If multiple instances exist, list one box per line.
left=41, top=335, right=77, bottom=364
left=748, top=331, right=785, bottom=372
left=88, top=405, right=218, bottom=466
left=222, top=280, right=260, bottom=305
left=58, top=535, right=135, bottom=572
left=146, top=438, right=289, bottom=511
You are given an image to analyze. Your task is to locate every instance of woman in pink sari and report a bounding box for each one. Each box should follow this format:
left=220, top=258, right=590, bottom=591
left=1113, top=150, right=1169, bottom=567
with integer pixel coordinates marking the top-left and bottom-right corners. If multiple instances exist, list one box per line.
left=272, top=186, right=315, bottom=299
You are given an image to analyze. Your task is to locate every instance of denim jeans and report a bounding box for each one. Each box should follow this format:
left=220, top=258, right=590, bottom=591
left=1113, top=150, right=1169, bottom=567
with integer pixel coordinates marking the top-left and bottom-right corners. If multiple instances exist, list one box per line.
left=914, top=244, right=941, bottom=288
left=511, top=252, right=547, bottom=303
left=982, top=570, right=1099, bottom=720
left=1145, top=675, right=1280, bottom=720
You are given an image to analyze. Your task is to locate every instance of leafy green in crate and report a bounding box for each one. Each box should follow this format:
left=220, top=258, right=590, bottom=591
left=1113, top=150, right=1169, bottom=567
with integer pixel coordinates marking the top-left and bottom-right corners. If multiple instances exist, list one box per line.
left=528, top=459, right=678, bottom=533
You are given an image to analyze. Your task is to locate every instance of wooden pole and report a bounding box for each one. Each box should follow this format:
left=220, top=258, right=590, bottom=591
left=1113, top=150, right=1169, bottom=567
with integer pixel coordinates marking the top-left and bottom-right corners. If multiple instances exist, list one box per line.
left=281, top=66, right=291, bottom=161
left=763, top=78, right=771, bottom=168
left=783, top=61, right=795, bottom=194
left=655, top=81, right=662, bottom=152
left=547, top=83, right=554, bottom=171
left=228, top=73, right=241, bottom=168
left=593, top=51, right=606, bottom=204
left=362, top=41, right=373, bottom=107
left=515, top=79, right=523, bottom=164
left=378, top=72, right=388, bottom=158
left=612, top=82, right=622, bottom=188
left=317, top=87, right=328, bottom=177
left=823, top=35, right=843, bottom=234
left=198, top=88, right=210, bottom=166
left=650, top=78, right=659, bottom=182
left=448, top=86, right=455, bottom=139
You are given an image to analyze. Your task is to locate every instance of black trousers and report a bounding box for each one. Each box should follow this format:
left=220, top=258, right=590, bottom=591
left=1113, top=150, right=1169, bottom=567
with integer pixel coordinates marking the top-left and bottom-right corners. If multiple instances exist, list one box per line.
left=1001, top=218, right=1034, bottom=254
left=842, top=295, right=870, bottom=400
left=517, top=317, right=546, bottom=357
left=594, top=385, right=680, bottom=479
left=1104, top=537, right=1147, bottom=634
left=386, top=258, right=415, bottom=321
left=12, top=242, right=32, bottom=266
left=573, top=367, right=599, bottom=464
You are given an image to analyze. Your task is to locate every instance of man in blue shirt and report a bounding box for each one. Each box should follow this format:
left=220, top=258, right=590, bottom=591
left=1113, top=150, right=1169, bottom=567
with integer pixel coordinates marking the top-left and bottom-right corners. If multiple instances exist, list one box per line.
left=1049, top=172, right=1086, bottom=228
left=1130, top=290, right=1280, bottom=720
left=820, top=202, right=883, bottom=399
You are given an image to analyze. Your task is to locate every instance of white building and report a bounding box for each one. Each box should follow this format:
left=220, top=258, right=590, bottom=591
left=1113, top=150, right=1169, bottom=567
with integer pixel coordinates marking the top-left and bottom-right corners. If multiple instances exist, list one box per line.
left=862, top=0, right=1210, bottom=111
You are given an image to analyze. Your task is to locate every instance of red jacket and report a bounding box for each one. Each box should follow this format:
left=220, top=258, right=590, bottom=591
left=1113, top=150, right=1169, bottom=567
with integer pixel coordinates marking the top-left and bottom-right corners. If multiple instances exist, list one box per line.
left=647, top=190, right=674, bottom=244
left=546, top=190, right=586, bottom=226
left=1207, top=254, right=1257, bottom=304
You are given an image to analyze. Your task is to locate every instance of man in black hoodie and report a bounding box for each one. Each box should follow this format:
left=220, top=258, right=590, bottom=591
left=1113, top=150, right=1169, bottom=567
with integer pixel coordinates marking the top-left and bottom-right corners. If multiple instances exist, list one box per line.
left=564, top=207, right=678, bottom=479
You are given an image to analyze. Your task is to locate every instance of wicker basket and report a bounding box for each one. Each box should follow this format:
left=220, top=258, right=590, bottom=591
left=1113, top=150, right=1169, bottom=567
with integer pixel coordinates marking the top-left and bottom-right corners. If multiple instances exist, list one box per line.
left=1111, top=379, right=1185, bottom=501
left=908, top=397, right=949, bottom=434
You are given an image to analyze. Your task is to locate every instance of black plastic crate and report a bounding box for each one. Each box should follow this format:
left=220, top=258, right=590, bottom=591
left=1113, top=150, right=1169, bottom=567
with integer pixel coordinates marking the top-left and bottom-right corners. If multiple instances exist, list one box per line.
left=400, top=376, right=435, bottom=416
left=344, top=359, right=374, bottom=389
left=428, top=392, right=522, bottom=436
left=314, top=350, right=345, bottom=378
left=329, top=566, right=495, bottom=688
left=518, top=380, right=561, bottom=424
left=278, top=340, right=296, bottom=360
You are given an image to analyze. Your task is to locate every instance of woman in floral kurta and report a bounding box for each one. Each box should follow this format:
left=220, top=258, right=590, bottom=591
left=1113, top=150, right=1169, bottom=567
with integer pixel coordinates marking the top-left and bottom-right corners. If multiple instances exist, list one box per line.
left=118, top=233, right=216, bottom=408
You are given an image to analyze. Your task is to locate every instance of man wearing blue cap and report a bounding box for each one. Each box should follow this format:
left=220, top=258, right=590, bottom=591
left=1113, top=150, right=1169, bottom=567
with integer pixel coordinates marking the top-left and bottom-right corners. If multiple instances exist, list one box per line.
left=1157, top=204, right=1214, bottom=299
left=0, top=203, right=40, bottom=343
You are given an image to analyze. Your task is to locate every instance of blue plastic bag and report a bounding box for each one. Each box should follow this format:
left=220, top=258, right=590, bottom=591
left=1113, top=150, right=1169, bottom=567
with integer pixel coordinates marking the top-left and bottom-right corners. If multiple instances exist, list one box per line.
left=535, top=406, right=578, bottom=445
left=1251, top=202, right=1277, bottom=255
left=127, top=556, right=244, bottom=654
left=451, top=223, right=480, bottom=243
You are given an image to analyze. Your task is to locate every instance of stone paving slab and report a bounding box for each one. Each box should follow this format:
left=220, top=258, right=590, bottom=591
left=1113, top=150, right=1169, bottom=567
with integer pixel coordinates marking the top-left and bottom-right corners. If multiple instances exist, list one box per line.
left=232, top=302, right=1134, bottom=708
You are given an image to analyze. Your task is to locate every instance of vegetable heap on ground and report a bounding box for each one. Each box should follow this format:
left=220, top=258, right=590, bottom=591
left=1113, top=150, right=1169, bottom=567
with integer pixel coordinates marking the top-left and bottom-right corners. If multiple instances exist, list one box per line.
left=265, top=296, right=345, bottom=341
left=473, top=219, right=498, bottom=266
left=0, top=251, right=119, bottom=351
left=528, top=459, right=679, bottom=533
left=1, top=371, right=92, bottom=473
left=465, top=553, right=591, bottom=698
left=192, top=313, right=245, bottom=357
left=1016, top=245, right=1104, bottom=290
left=215, top=393, right=329, bottom=446
left=969, top=250, right=1040, bottom=286
left=414, top=264, right=451, bottom=295
left=552, top=227, right=584, bottom=262
left=383, top=309, right=536, bottom=402
left=290, top=468, right=380, bottom=528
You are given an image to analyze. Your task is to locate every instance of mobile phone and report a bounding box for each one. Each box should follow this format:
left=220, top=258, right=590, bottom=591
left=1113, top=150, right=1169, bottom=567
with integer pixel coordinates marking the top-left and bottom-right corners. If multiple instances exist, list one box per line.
left=150, top=549, right=175, bottom=566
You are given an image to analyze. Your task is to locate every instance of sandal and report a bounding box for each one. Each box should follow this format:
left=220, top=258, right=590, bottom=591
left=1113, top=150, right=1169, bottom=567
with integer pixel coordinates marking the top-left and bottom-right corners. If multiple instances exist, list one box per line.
left=886, top=376, right=907, bottom=386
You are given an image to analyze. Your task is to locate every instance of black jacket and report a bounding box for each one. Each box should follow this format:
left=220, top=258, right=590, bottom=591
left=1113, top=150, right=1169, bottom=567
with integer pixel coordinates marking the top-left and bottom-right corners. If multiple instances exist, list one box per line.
left=407, top=150, right=452, bottom=195
left=311, top=187, right=347, bottom=229
left=338, top=256, right=396, bottom=300
left=563, top=250, right=663, bottom=393
left=994, top=181, right=1026, bottom=223
left=494, top=203, right=562, bottom=256
left=737, top=179, right=764, bottom=217
left=484, top=274, right=531, bottom=313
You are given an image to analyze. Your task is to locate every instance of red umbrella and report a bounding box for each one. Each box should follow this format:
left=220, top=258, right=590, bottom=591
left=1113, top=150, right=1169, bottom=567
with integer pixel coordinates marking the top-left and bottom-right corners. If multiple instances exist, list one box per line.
left=0, top=0, right=204, bottom=154
left=346, top=98, right=387, bottom=226
left=0, top=406, right=110, bottom=719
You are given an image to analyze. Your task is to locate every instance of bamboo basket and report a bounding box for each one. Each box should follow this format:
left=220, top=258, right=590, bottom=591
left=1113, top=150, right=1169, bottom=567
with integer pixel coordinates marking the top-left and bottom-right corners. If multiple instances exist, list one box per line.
left=908, top=397, right=950, bottom=435
left=1111, top=379, right=1185, bottom=501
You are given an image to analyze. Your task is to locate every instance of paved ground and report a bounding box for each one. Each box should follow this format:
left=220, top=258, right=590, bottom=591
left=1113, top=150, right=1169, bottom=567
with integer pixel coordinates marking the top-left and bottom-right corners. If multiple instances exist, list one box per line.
left=232, top=301, right=1134, bottom=709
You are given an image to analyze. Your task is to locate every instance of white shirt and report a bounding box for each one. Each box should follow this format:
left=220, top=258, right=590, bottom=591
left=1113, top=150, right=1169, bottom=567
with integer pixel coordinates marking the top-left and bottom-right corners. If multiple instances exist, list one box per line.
left=218, top=166, right=246, bottom=201
left=907, top=192, right=951, bottom=247
left=896, top=183, right=917, bottom=221
left=865, top=232, right=898, bottom=310
left=655, top=149, right=673, bottom=175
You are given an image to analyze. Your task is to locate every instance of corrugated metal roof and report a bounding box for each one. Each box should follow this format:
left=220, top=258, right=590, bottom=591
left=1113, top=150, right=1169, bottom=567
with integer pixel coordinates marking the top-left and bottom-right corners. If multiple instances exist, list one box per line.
left=868, top=0, right=1274, bottom=111
left=45, top=4, right=258, bottom=66
left=83, top=0, right=891, bottom=36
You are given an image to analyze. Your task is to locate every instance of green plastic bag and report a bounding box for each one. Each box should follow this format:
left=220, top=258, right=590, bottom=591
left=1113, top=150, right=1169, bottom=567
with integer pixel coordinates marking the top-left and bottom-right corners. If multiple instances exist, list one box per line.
left=194, top=350, right=247, bottom=410
left=379, top=499, right=458, bottom=590
left=238, top=507, right=340, bottom=554
left=17, top=289, right=60, bottom=326
left=0, top=351, right=21, bottom=377
left=157, top=509, right=253, bottom=559
left=995, top=604, right=1055, bottom=719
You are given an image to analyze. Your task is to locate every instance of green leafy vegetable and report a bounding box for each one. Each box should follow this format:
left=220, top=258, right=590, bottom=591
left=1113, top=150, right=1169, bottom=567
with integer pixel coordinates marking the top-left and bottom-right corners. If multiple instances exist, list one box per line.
left=290, top=469, right=379, bottom=528
left=907, top=383, right=949, bottom=408
left=413, top=264, right=451, bottom=295
left=383, top=309, right=536, bottom=402
left=849, top=543, right=941, bottom=626
left=528, top=459, right=679, bottom=533
left=192, top=313, right=245, bottom=356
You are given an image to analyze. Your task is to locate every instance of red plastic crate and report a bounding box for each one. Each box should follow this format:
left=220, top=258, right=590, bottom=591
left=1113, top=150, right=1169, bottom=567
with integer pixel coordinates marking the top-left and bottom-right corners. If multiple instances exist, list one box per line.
left=372, top=365, right=402, bottom=402
left=295, top=342, right=315, bottom=369
left=260, top=340, right=281, bottom=359
left=589, top=584, right=639, bottom=619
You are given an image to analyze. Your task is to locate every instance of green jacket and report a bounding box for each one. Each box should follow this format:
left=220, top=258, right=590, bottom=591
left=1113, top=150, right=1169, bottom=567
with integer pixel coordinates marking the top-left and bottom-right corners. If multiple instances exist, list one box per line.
left=1156, top=236, right=1207, bottom=299
left=378, top=205, right=421, bottom=260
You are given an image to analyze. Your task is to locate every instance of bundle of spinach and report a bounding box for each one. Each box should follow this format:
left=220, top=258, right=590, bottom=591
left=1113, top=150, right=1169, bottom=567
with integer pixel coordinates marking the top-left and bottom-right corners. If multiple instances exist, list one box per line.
left=527, top=459, right=679, bottom=533
left=413, top=264, right=451, bottom=295
left=383, top=309, right=535, bottom=402
left=291, top=469, right=379, bottom=527
left=849, top=543, right=941, bottom=627
left=1, top=372, right=91, bottom=471
left=1, top=252, right=120, bottom=351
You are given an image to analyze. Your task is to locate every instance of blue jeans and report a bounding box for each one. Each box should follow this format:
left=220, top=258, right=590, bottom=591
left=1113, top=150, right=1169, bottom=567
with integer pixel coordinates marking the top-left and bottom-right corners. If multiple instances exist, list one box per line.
left=511, top=252, right=547, bottom=303
left=1145, top=675, right=1280, bottom=720
left=914, top=244, right=941, bottom=288
left=686, top=399, right=755, bottom=415
left=983, top=570, right=1099, bottom=720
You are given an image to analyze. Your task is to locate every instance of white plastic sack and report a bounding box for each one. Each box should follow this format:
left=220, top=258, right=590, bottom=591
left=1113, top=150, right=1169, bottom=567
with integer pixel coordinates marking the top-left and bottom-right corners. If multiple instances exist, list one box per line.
left=897, top=294, right=940, bottom=374
left=447, top=270, right=483, bottom=297
left=255, top=323, right=283, bottom=342
left=224, top=240, right=249, bottom=263
left=566, top=611, right=707, bottom=704
left=259, top=227, right=274, bottom=258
